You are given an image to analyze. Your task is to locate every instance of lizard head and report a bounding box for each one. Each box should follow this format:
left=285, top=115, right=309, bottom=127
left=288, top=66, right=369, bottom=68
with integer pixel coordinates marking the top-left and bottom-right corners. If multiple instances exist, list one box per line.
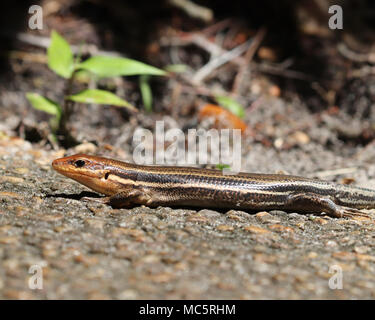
left=52, top=154, right=122, bottom=195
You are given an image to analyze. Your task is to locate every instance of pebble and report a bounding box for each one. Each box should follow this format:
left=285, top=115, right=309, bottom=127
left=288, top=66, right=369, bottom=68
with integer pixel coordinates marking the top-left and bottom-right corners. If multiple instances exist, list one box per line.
left=354, top=246, right=370, bottom=254
left=355, top=253, right=375, bottom=262
left=197, top=209, right=222, bottom=218
left=253, top=253, right=277, bottom=263
left=0, top=176, right=24, bottom=184
left=216, top=225, right=234, bottom=232
left=117, top=289, right=138, bottom=300
left=73, top=142, right=97, bottom=154
left=243, top=225, right=270, bottom=234
left=111, top=227, right=145, bottom=238
left=146, top=272, right=175, bottom=283
left=39, top=214, right=64, bottom=222
left=15, top=167, right=29, bottom=174
left=255, top=211, right=272, bottom=220
left=332, top=251, right=356, bottom=261
left=84, top=218, right=106, bottom=230
left=268, top=224, right=294, bottom=233
left=306, top=252, right=318, bottom=259
left=187, top=215, right=209, bottom=223
left=87, top=291, right=111, bottom=300
left=325, top=240, right=338, bottom=247
left=0, top=225, right=12, bottom=233
left=296, top=222, right=306, bottom=230
left=313, top=217, right=328, bottom=225
left=0, top=236, right=19, bottom=244
left=4, top=289, right=35, bottom=300
left=135, top=254, right=160, bottom=265
left=0, top=191, right=22, bottom=199
left=74, top=254, right=99, bottom=267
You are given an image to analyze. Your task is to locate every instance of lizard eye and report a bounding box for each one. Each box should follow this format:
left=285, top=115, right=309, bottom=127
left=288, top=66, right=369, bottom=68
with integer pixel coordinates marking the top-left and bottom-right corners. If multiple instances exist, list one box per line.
left=74, top=160, right=86, bottom=168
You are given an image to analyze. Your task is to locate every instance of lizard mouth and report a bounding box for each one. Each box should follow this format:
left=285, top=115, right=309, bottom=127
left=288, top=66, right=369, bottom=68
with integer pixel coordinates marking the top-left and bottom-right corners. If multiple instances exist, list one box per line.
left=52, top=157, right=105, bottom=180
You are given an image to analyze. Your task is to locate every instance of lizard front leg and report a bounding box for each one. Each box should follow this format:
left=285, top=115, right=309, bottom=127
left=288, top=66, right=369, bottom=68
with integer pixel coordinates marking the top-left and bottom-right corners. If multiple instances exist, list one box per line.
left=106, top=188, right=153, bottom=208
left=81, top=185, right=153, bottom=208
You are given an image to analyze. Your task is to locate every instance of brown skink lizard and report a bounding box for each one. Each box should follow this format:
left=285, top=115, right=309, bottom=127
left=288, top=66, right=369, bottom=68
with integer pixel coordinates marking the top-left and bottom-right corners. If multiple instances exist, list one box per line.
left=52, top=154, right=375, bottom=218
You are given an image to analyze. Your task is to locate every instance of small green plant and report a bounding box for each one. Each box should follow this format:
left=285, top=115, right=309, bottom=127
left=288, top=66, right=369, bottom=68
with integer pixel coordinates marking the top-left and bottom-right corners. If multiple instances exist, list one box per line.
left=26, top=30, right=167, bottom=146
left=215, top=95, right=245, bottom=119
left=139, top=75, right=153, bottom=113
left=215, top=163, right=231, bottom=170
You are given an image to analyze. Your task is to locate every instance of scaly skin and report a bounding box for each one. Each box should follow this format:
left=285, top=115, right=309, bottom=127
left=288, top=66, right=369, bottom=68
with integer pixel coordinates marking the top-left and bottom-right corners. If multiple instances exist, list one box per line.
left=52, top=154, right=375, bottom=218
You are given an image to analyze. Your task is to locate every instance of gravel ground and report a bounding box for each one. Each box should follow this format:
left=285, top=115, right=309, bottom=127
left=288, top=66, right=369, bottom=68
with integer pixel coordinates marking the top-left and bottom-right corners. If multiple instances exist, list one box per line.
left=1, top=123, right=375, bottom=299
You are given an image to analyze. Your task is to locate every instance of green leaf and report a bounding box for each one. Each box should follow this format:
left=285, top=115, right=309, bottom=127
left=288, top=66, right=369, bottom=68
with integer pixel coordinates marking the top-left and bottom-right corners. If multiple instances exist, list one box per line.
left=216, top=164, right=231, bottom=170
left=47, top=30, right=74, bottom=78
left=67, top=89, right=137, bottom=111
left=26, top=93, right=62, bottom=120
left=215, top=95, right=245, bottom=119
left=164, top=64, right=188, bottom=73
left=139, top=75, right=152, bottom=112
left=78, top=56, right=167, bottom=78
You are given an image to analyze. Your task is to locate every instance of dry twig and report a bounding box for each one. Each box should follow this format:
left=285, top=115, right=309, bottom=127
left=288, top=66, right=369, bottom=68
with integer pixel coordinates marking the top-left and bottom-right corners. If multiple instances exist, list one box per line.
left=163, top=33, right=313, bottom=82
left=192, top=39, right=253, bottom=85
left=310, top=167, right=359, bottom=179
left=14, top=32, right=124, bottom=57
left=338, top=43, right=375, bottom=64
left=168, top=0, right=213, bottom=22
left=232, top=27, right=267, bottom=95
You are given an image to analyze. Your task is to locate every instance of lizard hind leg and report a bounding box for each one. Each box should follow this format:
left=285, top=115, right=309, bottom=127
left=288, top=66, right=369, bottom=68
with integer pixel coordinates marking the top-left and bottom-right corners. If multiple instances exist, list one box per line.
left=285, top=193, right=371, bottom=218
left=335, top=206, right=371, bottom=219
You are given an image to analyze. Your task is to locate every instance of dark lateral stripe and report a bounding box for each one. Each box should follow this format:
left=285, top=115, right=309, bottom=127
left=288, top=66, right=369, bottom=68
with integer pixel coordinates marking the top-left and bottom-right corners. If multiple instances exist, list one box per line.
left=111, top=167, right=138, bottom=181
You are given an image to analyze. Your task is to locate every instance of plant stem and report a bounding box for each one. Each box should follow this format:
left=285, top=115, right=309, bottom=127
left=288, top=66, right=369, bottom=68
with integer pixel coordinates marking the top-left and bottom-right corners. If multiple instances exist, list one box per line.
left=58, top=70, right=79, bottom=147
